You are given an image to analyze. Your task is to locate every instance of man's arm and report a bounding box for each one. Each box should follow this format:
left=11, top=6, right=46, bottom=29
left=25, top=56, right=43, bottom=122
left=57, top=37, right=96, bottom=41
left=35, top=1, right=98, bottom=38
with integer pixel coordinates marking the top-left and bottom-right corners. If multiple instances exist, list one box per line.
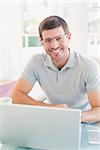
left=11, top=79, right=68, bottom=108
left=81, top=90, right=100, bottom=123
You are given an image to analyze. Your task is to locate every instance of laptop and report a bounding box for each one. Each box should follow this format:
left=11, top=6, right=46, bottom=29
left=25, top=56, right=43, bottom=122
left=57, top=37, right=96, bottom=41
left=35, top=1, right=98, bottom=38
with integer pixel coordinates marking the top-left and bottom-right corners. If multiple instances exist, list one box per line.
left=0, top=104, right=81, bottom=150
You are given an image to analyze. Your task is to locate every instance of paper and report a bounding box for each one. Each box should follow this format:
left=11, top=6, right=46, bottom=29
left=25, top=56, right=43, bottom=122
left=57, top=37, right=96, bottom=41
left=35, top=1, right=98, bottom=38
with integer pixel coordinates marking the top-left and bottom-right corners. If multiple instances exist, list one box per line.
left=88, top=129, right=100, bottom=144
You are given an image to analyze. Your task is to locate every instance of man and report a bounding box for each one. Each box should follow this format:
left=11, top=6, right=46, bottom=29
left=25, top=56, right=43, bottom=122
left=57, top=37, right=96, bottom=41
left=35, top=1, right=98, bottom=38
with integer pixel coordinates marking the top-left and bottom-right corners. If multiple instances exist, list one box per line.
left=11, top=16, right=100, bottom=123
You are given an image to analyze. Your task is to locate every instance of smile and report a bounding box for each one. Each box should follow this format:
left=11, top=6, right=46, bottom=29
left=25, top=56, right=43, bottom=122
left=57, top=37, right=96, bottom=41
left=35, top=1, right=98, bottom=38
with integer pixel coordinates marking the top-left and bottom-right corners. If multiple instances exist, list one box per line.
left=51, top=48, right=62, bottom=55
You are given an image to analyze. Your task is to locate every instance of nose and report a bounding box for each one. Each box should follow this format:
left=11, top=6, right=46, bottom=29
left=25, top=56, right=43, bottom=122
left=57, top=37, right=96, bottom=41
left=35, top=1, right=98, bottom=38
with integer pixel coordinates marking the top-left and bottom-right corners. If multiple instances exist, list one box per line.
left=50, top=39, right=60, bottom=49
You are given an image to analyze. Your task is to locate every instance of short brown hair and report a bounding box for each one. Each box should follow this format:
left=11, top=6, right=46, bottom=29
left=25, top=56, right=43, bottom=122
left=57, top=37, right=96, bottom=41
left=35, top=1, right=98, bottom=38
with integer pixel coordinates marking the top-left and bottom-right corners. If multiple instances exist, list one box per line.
left=39, top=16, right=69, bottom=40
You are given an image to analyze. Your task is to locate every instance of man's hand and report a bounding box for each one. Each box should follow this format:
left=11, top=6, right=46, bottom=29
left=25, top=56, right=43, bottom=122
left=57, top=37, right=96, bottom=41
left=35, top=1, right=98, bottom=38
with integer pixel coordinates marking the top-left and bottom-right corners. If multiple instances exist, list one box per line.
left=81, top=107, right=100, bottom=123
left=53, top=104, right=69, bottom=108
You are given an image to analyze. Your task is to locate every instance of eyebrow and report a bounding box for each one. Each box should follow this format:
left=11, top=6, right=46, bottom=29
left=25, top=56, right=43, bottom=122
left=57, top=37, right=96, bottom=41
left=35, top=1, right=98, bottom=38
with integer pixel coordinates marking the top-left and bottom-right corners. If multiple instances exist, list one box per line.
left=44, top=34, right=65, bottom=40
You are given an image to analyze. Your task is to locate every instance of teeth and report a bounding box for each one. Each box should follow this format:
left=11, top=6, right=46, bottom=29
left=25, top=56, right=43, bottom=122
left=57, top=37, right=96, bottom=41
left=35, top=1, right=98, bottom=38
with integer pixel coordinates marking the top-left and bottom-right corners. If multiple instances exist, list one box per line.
left=53, top=49, right=61, bottom=54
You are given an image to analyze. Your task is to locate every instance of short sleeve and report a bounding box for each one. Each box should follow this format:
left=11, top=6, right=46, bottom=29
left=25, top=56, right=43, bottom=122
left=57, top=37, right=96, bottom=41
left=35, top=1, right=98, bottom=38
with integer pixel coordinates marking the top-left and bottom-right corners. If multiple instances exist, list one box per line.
left=19, top=55, right=37, bottom=86
left=84, top=60, right=100, bottom=91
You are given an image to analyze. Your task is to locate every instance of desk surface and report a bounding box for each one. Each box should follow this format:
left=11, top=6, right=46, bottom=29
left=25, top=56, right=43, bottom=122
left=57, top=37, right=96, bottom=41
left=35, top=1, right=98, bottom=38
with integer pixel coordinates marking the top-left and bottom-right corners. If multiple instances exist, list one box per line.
left=81, top=123, right=100, bottom=150
left=1, top=123, right=100, bottom=150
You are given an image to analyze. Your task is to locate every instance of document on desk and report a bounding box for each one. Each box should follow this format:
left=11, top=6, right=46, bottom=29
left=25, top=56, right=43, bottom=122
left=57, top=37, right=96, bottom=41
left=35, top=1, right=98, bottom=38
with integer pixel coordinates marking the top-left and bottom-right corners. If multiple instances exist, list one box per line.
left=88, top=129, right=100, bottom=144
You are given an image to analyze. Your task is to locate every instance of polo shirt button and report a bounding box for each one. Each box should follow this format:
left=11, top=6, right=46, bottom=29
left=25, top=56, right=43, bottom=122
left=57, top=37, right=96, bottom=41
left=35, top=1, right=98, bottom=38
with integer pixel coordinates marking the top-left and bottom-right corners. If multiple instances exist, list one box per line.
left=58, top=72, right=61, bottom=75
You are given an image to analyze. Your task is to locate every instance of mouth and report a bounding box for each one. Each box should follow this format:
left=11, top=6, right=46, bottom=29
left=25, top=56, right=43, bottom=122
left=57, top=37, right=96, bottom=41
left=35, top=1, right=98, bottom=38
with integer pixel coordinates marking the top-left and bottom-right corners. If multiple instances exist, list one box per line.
left=51, top=48, right=62, bottom=56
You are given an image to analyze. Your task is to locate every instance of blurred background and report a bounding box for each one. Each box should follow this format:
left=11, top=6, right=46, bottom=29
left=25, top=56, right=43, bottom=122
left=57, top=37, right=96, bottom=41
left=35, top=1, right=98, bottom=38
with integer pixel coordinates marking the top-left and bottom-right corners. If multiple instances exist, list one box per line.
left=0, top=0, right=100, bottom=95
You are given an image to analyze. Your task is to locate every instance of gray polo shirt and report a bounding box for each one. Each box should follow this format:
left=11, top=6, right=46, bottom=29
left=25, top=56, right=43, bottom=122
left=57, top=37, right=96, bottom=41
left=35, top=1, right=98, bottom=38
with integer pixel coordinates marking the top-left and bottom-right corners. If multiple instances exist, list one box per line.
left=20, top=50, right=100, bottom=111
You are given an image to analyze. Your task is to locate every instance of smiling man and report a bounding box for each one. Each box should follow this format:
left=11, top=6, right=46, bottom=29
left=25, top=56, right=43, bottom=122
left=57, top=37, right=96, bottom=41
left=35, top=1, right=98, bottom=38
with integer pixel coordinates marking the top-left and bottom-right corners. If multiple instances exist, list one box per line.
left=11, top=16, right=100, bottom=123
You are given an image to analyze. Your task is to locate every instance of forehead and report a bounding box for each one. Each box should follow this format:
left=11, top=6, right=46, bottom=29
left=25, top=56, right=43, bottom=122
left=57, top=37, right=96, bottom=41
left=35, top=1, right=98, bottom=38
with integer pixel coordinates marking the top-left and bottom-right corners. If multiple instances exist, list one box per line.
left=42, top=26, right=65, bottom=39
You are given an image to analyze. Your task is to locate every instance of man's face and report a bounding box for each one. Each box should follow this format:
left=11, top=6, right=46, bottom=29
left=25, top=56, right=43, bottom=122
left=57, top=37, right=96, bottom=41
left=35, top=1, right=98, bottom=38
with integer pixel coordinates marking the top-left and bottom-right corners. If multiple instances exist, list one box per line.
left=41, top=26, right=70, bottom=62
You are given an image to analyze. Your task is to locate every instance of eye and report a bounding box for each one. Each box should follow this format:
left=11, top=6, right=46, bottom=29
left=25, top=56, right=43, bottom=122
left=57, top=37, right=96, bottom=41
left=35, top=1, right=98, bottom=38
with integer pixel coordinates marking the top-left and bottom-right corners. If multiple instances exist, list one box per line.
left=56, top=37, right=62, bottom=41
left=46, top=38, right=52, bottom=43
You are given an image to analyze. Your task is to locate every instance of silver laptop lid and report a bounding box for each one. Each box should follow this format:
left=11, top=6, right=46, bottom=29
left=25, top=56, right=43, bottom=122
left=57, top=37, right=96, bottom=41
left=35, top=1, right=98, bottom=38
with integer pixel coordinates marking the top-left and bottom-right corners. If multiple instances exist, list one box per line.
left=0, top=104, right=81, bottom=150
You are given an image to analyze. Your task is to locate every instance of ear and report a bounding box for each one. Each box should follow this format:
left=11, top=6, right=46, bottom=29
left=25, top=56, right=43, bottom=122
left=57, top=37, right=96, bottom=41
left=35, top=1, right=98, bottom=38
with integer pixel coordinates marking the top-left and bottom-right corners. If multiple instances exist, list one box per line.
left=66, top=32, right=71, bottom=39
left=41, top=41, right=43, bottom=45
left=68, top=32, right=71, bottom=39
left=41, top=40, right=44, bottom=46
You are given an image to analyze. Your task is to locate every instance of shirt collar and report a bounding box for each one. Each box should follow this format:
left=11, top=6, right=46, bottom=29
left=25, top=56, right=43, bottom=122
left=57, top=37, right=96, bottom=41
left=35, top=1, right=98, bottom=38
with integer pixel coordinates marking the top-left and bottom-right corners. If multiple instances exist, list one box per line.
left=64, top=49, right=76, bottom=68
left=44, top=54, right=57, bottom=70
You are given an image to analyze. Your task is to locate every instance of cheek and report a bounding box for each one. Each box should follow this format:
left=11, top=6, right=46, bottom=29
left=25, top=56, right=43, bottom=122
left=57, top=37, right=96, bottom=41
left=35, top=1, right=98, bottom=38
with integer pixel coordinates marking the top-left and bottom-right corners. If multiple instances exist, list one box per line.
left=59, top=39, right=69, bottom=48
left=63, top=39, right=69, bottom=47
left=43, top=45, right=50, bottom=53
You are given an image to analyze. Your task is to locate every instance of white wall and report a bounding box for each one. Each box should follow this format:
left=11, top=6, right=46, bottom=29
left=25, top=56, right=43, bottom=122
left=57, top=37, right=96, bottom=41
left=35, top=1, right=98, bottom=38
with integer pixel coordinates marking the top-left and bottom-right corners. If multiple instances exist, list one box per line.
left=0, top=0, right=23, bottom=80
left=65, top=1, right=89, bottom=54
